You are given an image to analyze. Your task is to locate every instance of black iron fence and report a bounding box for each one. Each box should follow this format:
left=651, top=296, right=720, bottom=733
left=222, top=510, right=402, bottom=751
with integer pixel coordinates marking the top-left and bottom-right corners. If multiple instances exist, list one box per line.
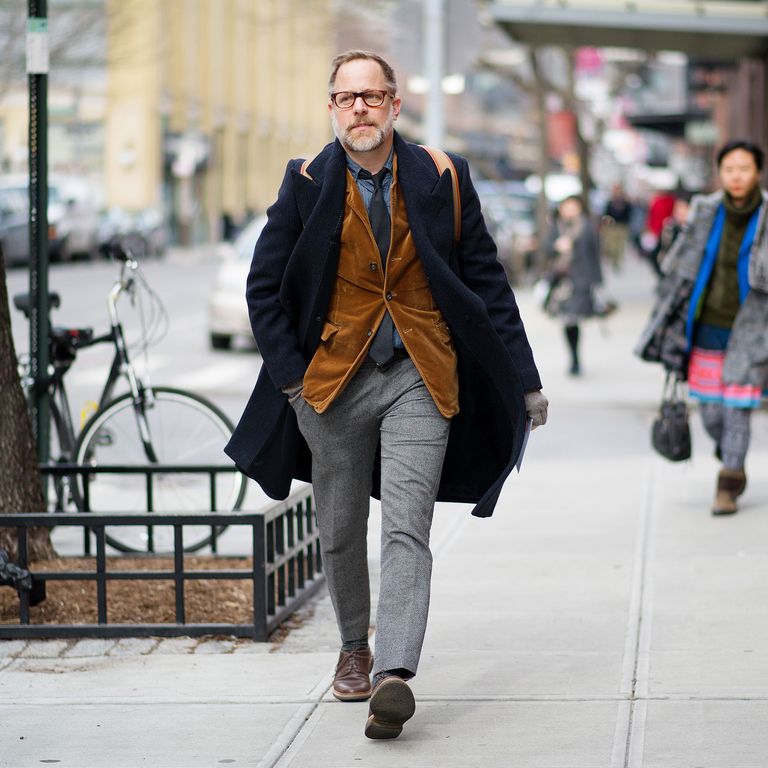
left=0, top=472, right=324, bottom=640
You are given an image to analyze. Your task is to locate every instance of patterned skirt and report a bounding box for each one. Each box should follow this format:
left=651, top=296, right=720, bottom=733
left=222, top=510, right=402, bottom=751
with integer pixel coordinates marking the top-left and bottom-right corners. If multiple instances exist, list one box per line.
left=687, top=324, right=763, bottom=408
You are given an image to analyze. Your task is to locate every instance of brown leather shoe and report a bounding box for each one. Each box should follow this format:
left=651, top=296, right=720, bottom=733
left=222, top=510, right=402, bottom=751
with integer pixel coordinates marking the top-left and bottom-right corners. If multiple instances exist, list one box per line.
left=712, top=469, right=747, bottom=516
left=364, top=676, right=416, bottom=739
left=332, top=647, right=373, bottom=701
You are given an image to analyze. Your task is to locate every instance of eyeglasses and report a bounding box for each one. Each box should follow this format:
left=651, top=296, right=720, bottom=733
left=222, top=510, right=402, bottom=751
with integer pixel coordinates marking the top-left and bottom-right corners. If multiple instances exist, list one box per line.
left=330, top=90, right=390, bottom=109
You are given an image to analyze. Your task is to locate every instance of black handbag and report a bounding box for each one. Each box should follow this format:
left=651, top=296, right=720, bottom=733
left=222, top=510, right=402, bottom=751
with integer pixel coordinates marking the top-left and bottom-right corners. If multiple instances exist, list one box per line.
left=651, top=373, right=691, bottom=462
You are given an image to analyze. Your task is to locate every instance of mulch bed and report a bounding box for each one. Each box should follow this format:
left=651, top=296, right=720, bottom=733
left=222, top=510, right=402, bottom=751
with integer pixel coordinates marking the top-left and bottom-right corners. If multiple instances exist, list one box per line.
left=0, top=556, right=258, bottom=626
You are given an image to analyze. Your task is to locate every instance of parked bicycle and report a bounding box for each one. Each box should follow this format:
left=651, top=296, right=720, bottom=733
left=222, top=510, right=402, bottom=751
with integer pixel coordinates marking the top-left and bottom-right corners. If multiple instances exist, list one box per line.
left=14, top=240, right=246, bottom=553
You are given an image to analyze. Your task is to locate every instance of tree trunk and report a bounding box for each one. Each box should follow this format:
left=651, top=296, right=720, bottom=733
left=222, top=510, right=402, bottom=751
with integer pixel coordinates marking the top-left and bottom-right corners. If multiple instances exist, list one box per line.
left=564, top=50, right=593, bottom=214
left=529, top=47, right=551, bottom=274
left=0, top=245, right=55, bottom=561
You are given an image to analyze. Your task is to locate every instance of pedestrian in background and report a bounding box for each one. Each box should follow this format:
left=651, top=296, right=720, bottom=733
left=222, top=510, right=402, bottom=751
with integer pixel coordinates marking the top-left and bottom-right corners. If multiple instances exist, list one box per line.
left=657, top=190, right=693, bottom=272
left=602, top=183, right=633, bottom=270
left=225, top=50, right=547, bottom=739
left=543, top=195, right=605, bottom=376
left=641, top=186, right=677, bottom=276
left=637, top=140, right=767, bottom=515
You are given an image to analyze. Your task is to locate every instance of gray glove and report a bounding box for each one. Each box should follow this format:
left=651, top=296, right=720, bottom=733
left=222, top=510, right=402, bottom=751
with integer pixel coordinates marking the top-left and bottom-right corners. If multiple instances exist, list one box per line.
left=524, top=390, right=548, bottom=429
left=281, top=378, right=304, bottom=405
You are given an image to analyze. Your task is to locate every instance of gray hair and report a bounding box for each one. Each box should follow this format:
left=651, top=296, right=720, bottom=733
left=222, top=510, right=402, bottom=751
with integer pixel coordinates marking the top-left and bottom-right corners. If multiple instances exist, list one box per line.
left=328, top=50, right=397, bottom=96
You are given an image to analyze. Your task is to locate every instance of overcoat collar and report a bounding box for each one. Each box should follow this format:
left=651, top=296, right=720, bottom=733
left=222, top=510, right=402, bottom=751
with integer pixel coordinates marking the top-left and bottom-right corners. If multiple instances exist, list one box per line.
left=292, top=132, right=453, bottom=232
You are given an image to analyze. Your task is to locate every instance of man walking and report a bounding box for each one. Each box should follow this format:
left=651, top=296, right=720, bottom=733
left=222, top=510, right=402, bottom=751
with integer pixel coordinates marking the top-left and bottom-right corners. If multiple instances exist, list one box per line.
left=225, top=50, right=547, bottom=739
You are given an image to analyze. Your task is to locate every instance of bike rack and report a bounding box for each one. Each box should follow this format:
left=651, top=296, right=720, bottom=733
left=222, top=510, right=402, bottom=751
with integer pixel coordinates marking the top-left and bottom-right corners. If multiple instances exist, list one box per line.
left=0, top=479, right=324, bottom=640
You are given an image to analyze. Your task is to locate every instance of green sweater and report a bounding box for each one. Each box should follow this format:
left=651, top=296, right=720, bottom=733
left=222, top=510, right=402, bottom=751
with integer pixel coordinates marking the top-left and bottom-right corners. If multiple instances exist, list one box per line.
left=700, top=187, right=762, bottom=329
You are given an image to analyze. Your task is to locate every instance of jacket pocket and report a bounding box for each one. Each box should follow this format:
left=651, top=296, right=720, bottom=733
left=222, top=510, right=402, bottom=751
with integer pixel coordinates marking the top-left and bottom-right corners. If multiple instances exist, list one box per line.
left=321, top=321, right=340, bottom=342
left=433, top=317, right=452, bottom=344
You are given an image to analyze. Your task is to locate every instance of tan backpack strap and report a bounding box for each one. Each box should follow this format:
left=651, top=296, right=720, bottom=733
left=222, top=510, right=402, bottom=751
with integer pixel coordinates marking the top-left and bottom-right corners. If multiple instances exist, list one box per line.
left=420, top=145, right=461, bottom=244
left=299, top=156, right=314, bottom=179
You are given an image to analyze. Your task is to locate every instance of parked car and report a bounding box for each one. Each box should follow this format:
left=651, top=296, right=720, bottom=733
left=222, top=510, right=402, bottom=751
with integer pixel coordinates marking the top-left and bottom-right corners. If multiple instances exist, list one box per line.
left=97, top=207, right=170, bottom=259
left=0, top=181, right=29, bottom=266
left=49, top=179, right=101, bottom=261
left=207, top=215, right=267, bottom=350
left=476, top=180, right=539, bottom=282
left=0, top=174, right=100, bottom=265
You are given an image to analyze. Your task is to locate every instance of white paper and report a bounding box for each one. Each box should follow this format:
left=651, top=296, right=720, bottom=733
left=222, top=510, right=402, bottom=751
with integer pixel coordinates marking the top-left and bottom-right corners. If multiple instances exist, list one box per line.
left=26, top=19, right=49, bottom=75
left=516, top=417, right=533, bottom=473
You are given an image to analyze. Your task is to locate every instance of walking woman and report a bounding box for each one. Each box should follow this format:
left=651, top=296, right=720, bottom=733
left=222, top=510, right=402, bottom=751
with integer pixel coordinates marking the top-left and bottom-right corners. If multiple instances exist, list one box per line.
left=637, top=140, right=768, bottom=515
left=543, top=195, right=604, bottom=376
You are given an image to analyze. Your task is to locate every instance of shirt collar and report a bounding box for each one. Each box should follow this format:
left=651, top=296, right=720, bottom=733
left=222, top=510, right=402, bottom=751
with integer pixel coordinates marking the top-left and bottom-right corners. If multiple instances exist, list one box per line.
left=346, top=147, right=394, bottom=181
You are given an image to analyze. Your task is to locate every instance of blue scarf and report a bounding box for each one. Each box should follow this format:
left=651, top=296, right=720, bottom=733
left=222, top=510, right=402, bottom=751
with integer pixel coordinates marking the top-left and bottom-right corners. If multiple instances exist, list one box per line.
left=685, top=202, right=761, bottom=348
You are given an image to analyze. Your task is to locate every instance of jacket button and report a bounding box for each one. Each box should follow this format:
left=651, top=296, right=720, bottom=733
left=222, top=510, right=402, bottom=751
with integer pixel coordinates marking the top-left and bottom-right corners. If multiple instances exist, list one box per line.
left=369, top=262, right=378, bottom=271
left=367, top=330, right=372, bottom=336
left=315, top=316, right=321, bottom=322
left=385, top=292, right=392, bottom=300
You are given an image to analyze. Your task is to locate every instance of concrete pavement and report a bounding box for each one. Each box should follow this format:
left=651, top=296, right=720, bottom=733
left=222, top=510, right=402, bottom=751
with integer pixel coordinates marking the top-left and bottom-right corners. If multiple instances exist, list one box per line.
left=1, top=256, right=767, bottom=767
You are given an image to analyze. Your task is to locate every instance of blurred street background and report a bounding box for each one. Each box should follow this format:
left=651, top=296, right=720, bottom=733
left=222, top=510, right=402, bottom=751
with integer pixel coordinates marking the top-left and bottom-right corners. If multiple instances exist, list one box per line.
left=3, top=3, right=768, bottom=766
left=2, top=1, right=767, bottom=276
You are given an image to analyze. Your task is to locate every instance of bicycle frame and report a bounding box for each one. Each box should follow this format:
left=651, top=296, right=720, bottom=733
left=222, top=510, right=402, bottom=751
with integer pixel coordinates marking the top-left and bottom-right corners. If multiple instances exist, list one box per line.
left=24, top=253, right=159, bottom=470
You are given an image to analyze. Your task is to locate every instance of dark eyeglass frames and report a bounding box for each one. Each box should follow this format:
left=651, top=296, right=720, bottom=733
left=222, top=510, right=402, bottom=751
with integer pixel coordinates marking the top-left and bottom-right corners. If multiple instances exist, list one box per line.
left=330, top=90, right=390, bottom=109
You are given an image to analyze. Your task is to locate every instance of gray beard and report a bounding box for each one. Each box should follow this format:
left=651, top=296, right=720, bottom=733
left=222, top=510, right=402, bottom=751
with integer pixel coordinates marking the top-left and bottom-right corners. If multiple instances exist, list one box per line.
left=332, top=111, right=393, bottom=153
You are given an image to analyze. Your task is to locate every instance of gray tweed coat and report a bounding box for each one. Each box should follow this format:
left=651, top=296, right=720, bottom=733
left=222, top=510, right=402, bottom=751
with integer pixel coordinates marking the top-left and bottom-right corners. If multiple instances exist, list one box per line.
left=635, top=189, right=768, bottom=388
left=543, top=216, right=603, bottom=320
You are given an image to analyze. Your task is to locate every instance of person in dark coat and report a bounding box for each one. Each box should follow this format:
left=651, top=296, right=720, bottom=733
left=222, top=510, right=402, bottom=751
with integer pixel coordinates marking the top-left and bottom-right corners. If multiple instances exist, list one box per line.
left=601, top=183, right=632, bottom=269
left=224, top=50, right=547, bottom=739
left=543, top=195, right=605, bottom=376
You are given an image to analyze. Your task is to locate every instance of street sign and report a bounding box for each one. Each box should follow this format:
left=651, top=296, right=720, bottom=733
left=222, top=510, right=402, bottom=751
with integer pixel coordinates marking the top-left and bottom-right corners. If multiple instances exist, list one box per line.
left=26, top=18, right=49, bottom=75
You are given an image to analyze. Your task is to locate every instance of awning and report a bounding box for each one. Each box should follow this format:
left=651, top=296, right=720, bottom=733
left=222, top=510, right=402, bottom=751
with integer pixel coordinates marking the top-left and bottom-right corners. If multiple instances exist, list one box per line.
left=488, top=1, right=768, bottom=58
left=626, top=111, right=711, bottom=137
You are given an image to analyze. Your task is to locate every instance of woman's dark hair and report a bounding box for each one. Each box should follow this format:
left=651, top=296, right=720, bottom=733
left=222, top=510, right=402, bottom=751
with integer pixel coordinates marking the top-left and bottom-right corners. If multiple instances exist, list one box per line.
left=716, top=140, right=764, bottom=171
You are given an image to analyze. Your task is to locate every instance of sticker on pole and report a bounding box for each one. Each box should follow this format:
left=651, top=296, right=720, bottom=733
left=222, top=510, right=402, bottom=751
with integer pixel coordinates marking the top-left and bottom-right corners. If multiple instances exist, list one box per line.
left=26, top=18, right=49, bottom=75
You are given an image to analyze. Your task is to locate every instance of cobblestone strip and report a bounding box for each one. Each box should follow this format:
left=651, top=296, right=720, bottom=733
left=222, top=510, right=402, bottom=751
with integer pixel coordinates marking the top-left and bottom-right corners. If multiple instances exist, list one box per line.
left=0, top=640, right=28, bottom=659
left=18, top=640, right=70, bottom=659
left=3, top=635, right=285, bottom=659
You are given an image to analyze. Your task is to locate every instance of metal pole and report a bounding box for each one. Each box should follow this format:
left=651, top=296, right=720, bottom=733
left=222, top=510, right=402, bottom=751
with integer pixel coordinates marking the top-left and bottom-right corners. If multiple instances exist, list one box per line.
left=27, top=0, right=50, bottom=466
left=423, top=0, right=445, bottom=147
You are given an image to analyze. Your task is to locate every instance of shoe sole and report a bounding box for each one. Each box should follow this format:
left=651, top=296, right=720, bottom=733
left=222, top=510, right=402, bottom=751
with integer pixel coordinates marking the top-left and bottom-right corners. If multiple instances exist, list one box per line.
left=364, top=678, right=416, bottom=740
left=332, top=687, right=372, bottom=702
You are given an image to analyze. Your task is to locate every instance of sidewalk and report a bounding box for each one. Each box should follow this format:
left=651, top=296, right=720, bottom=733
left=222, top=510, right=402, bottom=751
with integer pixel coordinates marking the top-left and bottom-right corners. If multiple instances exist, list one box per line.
left=1, top=257, right=767, bottom=768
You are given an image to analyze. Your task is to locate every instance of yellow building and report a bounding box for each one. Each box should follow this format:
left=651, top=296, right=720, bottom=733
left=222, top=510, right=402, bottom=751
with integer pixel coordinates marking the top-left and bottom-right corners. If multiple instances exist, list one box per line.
left=106, top=0, right=334, bottom=243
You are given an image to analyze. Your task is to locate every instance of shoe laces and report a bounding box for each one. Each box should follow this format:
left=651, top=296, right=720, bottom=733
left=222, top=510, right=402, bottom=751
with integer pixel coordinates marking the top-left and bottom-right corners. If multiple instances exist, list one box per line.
left=338, top=648, right=368, bottom=675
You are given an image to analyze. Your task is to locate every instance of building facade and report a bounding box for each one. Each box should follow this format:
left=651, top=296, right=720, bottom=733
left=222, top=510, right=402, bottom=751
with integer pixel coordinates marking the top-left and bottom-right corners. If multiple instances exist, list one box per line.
left=106, top=0, right=334, bottom=243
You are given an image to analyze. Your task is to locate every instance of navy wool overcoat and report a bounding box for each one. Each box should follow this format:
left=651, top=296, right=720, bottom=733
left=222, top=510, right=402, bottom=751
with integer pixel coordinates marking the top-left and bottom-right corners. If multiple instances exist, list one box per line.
left=225, top=132, right=542, bottom=518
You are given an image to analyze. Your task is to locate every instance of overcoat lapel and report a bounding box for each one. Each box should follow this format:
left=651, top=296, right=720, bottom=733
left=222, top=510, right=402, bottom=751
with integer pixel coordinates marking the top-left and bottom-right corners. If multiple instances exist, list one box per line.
left=292, top=140, right=347, bottom=243
left=285, top=141, right=348, bottom=343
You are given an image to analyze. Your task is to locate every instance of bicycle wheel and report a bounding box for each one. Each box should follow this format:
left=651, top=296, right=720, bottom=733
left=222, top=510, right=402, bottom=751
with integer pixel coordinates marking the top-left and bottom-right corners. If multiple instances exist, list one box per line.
left=74, top=387, right=246, bottom=553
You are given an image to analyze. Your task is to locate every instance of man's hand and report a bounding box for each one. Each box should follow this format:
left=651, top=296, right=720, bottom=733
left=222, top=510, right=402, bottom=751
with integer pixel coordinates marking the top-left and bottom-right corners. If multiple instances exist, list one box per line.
left=524, top=390, right=548, bottom=429
left=281, top=378, right=304, bottom=405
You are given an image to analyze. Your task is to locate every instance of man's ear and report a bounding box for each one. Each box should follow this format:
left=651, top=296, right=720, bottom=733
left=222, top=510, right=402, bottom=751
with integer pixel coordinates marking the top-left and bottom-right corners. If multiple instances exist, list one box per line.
left=392, top=97, right=401, bottom=120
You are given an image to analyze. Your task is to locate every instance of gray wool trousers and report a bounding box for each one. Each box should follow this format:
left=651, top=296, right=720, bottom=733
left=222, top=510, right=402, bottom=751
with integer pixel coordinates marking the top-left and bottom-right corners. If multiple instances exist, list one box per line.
left=291, top=356, right=450, bottom=677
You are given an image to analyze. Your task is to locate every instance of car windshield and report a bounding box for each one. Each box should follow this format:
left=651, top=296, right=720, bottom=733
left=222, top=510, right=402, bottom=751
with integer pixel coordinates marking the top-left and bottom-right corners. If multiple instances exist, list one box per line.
left=234, top=217, right=267, bottom=260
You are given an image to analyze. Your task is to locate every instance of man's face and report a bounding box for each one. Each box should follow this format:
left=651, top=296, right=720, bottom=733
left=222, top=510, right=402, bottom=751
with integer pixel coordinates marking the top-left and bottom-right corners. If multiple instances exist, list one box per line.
left=719, top=148, right=760, bottom=202
left=329, top=59, right=401, bottom=153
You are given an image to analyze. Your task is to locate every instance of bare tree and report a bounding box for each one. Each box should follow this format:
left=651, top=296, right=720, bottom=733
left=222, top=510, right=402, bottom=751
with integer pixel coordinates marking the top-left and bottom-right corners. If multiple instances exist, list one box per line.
left=481, top=44, right=626, bottom=269
left=0, top=245, right=55, bottom=561
left=0, top=1, right=109, bottom=103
